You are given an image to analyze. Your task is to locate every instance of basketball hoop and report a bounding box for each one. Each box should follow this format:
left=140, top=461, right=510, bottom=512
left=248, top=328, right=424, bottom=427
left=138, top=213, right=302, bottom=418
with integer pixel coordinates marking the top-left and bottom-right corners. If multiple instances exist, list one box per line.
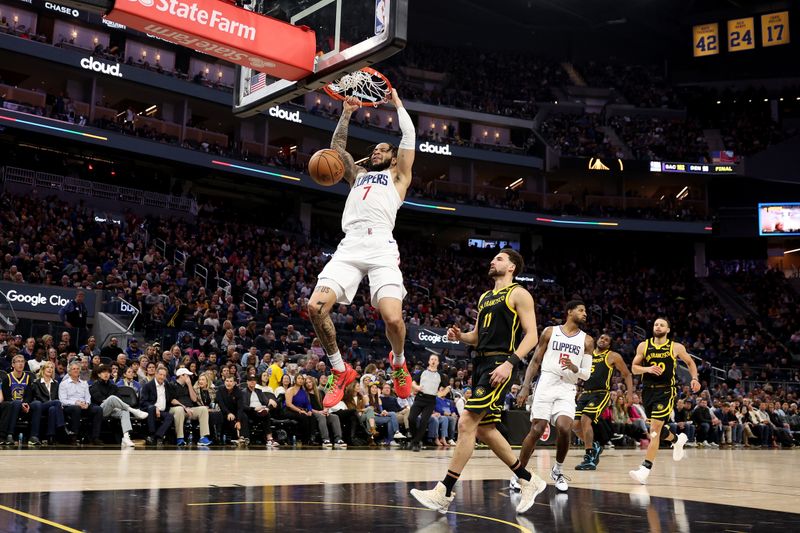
left=323, top=67, right=393, bottom=107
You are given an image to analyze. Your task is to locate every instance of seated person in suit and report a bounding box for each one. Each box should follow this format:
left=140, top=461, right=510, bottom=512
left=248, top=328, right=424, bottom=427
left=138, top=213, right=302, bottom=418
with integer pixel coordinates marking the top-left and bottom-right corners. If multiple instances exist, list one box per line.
left=139, top=367, right=176, bottom=445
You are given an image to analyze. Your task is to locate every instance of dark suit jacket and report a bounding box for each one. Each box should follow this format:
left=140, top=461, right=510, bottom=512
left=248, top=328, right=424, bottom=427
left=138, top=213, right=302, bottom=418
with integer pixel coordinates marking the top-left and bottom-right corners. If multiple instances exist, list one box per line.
left=240, top=388, right=272, bottom=413
left=217, top=386, right=246, bottom=420
left=26, top=379, right=60, bottom=402
left=140, top=379, right=175, bottom=410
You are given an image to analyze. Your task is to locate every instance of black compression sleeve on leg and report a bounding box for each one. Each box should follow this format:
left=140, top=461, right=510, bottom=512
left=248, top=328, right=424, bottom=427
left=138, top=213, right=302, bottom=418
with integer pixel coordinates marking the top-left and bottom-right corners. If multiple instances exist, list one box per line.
left=661, top=425, right=674, bottom=441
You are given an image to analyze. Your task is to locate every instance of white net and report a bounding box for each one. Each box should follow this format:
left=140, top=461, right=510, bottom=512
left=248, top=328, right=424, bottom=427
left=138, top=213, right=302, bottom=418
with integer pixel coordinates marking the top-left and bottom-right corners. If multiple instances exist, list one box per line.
left=325, top=68, right=392, bottom=107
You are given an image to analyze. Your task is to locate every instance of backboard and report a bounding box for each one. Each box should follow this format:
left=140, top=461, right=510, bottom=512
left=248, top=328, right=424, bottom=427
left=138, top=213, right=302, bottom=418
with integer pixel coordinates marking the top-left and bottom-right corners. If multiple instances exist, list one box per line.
left=233, top=0, right=407, bottom=117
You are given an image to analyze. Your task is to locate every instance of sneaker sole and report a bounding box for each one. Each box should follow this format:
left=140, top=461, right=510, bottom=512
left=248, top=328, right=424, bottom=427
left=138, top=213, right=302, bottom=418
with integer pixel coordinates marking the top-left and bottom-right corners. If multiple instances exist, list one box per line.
left=574, top=465, right=596, bottom=470
left=410, top=489, right=449, bottom=514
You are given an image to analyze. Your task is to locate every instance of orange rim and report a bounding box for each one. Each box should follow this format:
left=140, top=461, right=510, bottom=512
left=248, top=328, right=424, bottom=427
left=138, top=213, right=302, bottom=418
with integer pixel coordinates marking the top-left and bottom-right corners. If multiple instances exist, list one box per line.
left=323, top=67, right=393, bottom=108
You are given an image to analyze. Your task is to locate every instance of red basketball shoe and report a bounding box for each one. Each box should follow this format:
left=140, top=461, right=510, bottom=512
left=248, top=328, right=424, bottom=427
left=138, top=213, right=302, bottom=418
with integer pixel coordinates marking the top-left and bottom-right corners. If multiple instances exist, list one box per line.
left=389, top=352, right=412, bottom=399
left=323, top=363, right=357, bottom=408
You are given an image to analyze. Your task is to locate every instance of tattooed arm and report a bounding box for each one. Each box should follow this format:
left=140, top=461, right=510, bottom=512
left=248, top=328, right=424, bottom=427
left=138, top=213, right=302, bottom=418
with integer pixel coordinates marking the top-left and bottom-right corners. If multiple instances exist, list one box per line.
left=331, top=98, right=367, bottom=186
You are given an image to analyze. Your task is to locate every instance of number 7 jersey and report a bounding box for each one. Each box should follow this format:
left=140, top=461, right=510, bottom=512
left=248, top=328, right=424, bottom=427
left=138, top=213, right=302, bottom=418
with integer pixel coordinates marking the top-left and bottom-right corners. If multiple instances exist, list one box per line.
left=341, top=170, right=403, bottom=234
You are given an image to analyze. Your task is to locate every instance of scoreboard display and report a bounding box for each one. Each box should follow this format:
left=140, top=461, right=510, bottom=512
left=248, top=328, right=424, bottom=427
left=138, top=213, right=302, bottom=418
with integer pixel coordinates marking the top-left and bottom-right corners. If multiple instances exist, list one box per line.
left=759, top=203, right=800, bottom=236
left=694, top=11, right=790, bottom=56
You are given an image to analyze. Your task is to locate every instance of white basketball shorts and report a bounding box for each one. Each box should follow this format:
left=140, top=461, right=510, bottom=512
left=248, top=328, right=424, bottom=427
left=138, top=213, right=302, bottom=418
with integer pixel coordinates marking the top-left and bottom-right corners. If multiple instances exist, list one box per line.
left=530, top=372, right=577, bottom=424
left=316, top=229, right=407, bottom=307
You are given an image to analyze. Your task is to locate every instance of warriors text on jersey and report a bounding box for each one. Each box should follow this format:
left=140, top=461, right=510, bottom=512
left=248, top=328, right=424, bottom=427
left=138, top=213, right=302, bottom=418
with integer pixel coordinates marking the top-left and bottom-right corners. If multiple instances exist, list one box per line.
left=341, top=170, right=402, bottom=233
left=582, top=349, right=613, bottom=391
left=641, top=338, right=676, bottom=387
left=475, top=284, right=522, bottom=355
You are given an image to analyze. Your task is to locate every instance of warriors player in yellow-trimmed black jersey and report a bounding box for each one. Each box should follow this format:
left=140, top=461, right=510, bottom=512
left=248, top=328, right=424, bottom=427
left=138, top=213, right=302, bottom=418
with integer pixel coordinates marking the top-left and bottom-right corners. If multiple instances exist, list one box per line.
left=629, top=317, right=701, bottom=484
left=573, top=333, right=633, bottom=470
left=411, top=249, right=547, bottom=515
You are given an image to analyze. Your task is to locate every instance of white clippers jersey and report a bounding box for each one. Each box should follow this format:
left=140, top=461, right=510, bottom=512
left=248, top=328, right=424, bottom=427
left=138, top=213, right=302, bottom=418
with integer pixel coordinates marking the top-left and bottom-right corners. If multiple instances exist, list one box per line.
left=541, top=325, right=587, bottom=384
left=341, top=170, right=402, bottom=234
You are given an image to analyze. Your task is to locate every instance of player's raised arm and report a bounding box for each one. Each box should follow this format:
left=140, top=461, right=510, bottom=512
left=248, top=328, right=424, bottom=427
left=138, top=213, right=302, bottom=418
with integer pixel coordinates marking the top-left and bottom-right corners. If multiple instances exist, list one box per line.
left=674, top=342, right=701, bottom=392
left=331, top=97, right=367, bottom=186
left=391, top=89, right=415, bottom=191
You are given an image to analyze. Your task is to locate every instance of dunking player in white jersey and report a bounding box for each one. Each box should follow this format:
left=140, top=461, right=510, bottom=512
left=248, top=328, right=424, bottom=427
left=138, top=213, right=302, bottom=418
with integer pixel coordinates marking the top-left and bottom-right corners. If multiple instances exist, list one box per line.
left=513, top=300, right=594, bottom=492
left=307, top=90, right=415, bottom=408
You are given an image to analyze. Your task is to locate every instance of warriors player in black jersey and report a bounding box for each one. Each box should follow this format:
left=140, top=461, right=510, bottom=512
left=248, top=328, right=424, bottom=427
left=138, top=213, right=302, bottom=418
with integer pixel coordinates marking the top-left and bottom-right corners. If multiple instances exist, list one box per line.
left=629, top=318, right=700, bottom=484
left=573, top=333, right=633, bottom=470
left=411, top=249, right=547, bottom=515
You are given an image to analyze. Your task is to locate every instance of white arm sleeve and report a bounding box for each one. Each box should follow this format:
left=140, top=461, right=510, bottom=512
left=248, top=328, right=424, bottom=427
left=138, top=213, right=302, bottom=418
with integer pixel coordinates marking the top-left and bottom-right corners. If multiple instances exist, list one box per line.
left=396, top=106, right=415, bottom=150
left=576, top=353, right=592, bottom=381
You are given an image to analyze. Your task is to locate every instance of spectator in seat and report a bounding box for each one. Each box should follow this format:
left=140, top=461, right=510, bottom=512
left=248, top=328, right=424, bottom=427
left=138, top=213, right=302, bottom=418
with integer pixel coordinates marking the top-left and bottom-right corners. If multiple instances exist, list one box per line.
left=139, top=367, right=175, bottom=445
left=90, top=364, right=148, bottom=447
left=243, top=374, right=279, bottom=447
left=380, top=382, right=410, bottom=434
left=101, top=337, right=124, bottom=360
left=27, top=361, right=65, bottom=445
left=194, top=371, right=222, bottom=442
left=117, top=366, right=141, bottom=395
left=59, top=361, right=104, bottom=445
left=368, top=382, right=402, bottom=446
left=720, top=402, right=741, bottom=446
left=267, top=354, right=285, bottom=391
left=428, top=385, right=451, bottom=448
left=217, top=375, right=249, bottom=444
left=285, top=373, right=319, bottom=444
left=628, top=393, right=649, bottom=437
left=169, top=368, right=212, bottom=446
left=692, top=398, right=719, bottom=447
left=304, top=376, right=344, bottom=449
left=126, top=339, right=143, bottom=360
left=0, top=354, right=40, bottom=445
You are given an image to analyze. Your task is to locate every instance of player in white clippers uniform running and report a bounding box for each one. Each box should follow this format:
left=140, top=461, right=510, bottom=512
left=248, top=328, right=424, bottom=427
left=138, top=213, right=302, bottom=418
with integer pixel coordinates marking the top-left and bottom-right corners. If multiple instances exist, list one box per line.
left=514, top=300, right=594, bottom=492
left=307, top=90, right=415, bottom=409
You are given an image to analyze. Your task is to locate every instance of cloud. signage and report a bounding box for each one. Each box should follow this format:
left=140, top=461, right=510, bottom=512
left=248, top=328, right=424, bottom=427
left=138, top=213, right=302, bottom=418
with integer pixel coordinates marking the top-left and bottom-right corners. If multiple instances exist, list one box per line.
left=268, top=106, right=302, bottom=123
left=80, top=57, right=123, bottom=78
left=408, top=326, right=465, bottom=354
left=418, top=141, right=452, bottom=156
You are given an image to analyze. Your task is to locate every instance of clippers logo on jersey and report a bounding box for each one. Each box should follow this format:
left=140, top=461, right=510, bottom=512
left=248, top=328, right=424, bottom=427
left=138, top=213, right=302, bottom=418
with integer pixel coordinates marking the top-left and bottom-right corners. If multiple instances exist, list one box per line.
left=354, top=173, right=389, bottom=187
left=551, top=340, right=582, bottom=356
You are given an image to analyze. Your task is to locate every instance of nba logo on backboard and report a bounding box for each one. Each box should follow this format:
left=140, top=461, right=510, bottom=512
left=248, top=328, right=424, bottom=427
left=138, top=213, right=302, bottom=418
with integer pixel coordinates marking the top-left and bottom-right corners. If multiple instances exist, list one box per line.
left=375, top=0, right=386, bottom=34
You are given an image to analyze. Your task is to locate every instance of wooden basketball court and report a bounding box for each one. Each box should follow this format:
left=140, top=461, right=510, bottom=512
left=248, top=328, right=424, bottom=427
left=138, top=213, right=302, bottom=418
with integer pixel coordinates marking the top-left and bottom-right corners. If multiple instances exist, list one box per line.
left=0, top=446, right=796, bottom=532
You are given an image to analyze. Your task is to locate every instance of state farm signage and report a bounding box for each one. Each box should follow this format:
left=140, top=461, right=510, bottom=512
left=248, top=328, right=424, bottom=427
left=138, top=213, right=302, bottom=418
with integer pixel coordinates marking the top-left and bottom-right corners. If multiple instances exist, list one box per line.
left=107, top=0, right=316, bottom=80
left=0, top=282, right=96, bottom=316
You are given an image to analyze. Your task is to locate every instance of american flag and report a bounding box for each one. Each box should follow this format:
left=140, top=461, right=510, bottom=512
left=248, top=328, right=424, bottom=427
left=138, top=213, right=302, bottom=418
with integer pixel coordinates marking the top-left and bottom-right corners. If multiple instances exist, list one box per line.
left=249, top=72, right=266, bottom=93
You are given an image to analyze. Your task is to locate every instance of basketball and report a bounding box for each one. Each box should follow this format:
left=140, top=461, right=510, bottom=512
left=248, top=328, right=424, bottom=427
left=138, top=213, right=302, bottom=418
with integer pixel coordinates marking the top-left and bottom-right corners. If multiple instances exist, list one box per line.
left=308, top=149, right=345, bottom=186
